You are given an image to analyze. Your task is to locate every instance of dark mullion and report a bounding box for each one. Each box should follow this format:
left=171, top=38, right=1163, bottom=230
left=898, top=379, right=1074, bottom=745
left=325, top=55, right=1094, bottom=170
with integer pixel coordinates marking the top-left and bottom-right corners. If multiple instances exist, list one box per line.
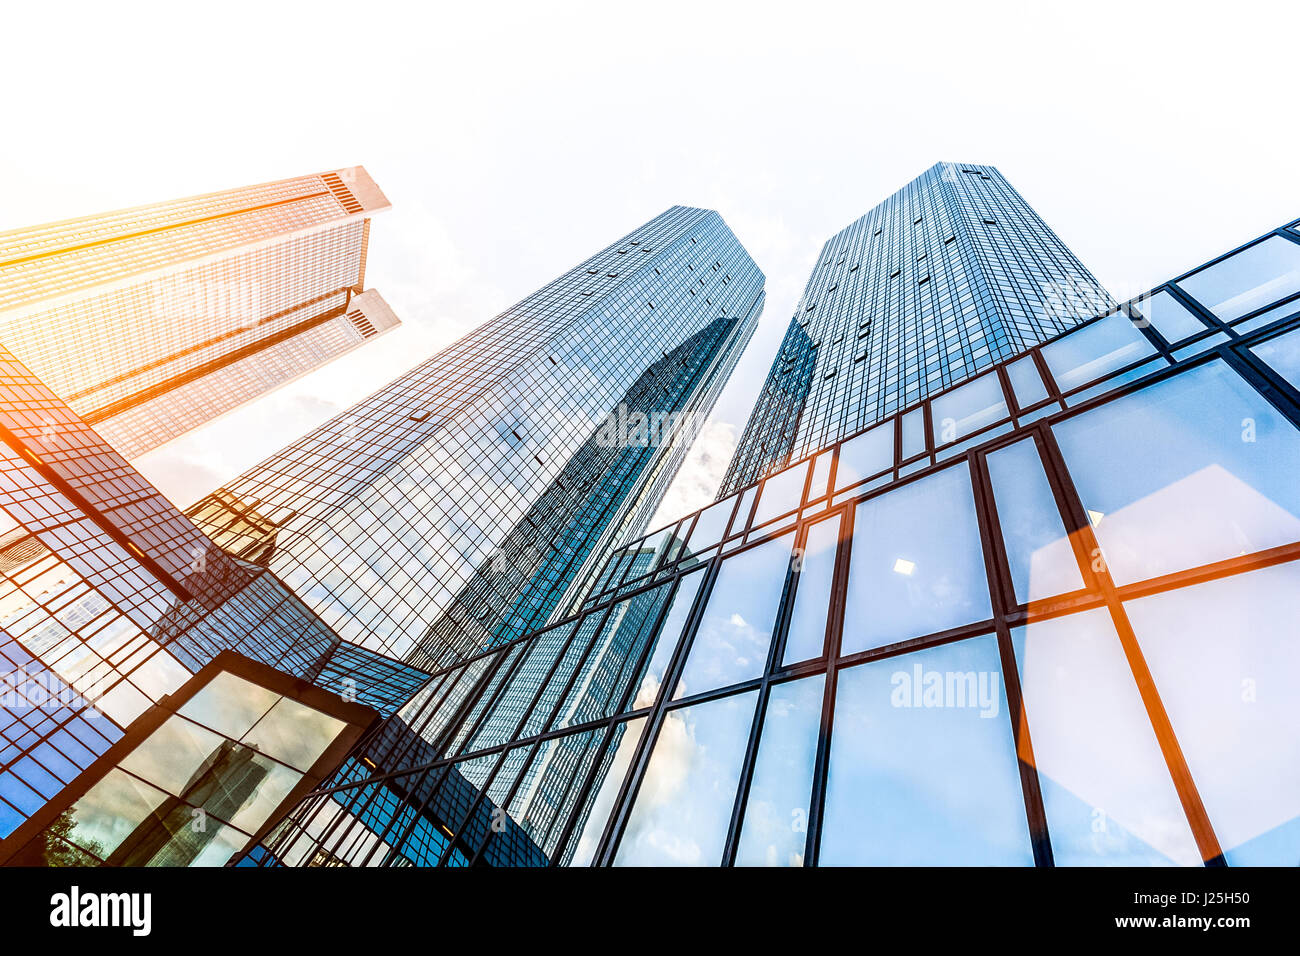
left=968, top=447, right=1053, bottom=866
left=1222, top=339, right=1300, bottom=431
left=804, top=494, right=855, bottom=867
left=720, top=530, right=805, bottom=865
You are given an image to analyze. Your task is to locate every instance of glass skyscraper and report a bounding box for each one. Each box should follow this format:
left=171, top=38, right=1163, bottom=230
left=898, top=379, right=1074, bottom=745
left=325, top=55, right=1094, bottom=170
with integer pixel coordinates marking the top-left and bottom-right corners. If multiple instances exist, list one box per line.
left=247, top=193, right=1300, bottom=867
left=721, top=162, right=1111, bottom=493
left=0, top=167, right=400, bottom=459
left=188, top=206, right=765, bottom=668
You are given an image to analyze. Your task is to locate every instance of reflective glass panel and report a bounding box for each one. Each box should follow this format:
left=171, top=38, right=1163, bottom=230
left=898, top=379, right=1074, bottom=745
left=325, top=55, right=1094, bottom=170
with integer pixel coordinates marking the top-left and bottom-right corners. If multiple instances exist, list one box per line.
left=686, top=496, right=735, bottom=551
left=1040, top=311, right=1157, bottom=393
left=1052, top=360, right=1300, bottom=585
left=835, top=421, right=893, bottom=489
left=1012, top=609, right=1201, bottom=866
left=784, top=516, right=839, bottom=665
left=241, top=697, right=347, bottom=772
left=820, top=636, right=1032, bottom=865
left=808, top=452, right=832, bottom=500
left=735, top=676, right=824, bottom=867
left=119, top=716, right=228, bottom=797
left=842, top=463, right=991, bottom=653
left=614, top=690, right=759, bottom=866
left=568, top=717, right=646, bottom=866
left=1130, top=290, right=1209, bottom=343
left=901, top=408, right=926, bottom=458
left=753, top=460, right=809, bottom=526
left=633, top=571, right=704, bottom=707
left=1005, top=355, right=1049, bottom=409
left=985, top=439, right=1084, bottom=603
left=1250, top=325, right=1300, bottom=392
left=1178, top=234, right=1300, bottom=321
left=178, top=671, right=278, bottom=739
left=54, top=768, right=170, bottom=859
left=1124, top=562, right=1300, bottom=866
left=675, top=533, right=794, bottom=698
left=931, top=372, right=1008, bottom=444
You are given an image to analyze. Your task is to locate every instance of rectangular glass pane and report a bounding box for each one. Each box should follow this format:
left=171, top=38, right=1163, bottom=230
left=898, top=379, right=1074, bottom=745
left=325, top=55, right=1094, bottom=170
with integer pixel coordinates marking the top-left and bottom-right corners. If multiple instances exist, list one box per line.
left=985, top=439, right=1084, bottom=603
left=1006, top=355, right=1049, bottom=409
left=614, top=690, right=759, bottom=866
left=1178, top=234, right=1300, bottom=321
left=1012, top=608, right=1200, bottom=866
left=842, top=463, right=992, bottom=653
left=735, top=675, right=824, bottom=867
left=1250, top=325, right=1300, bottom=392
left=835, top=421, right=893, bottom=489
left=633, top=571, right=704, bottom=707
left=783, top=516, right=839, bottom=665
left=753, top=460, right=809, bottom=526
left=901, top=408, right=926, bottom=458
left=1124, top=563, right=1300, bottom=866
left=567, top=717, right=646, bottom=866
left=675, top=533, right=794, bottom=698
left=820, top=636, right=1032, bottom=865
left=808, top=452, right=832, bottom=501
left=1052, top=360, right=1300, bottom=585
left=686, top=496, right=736, bottom=552
left=1129, top=289, right=1209, bottom=343
left=930, top=372, right=1008, bottom=445
left=1040, top=311, right=1157, bottom=393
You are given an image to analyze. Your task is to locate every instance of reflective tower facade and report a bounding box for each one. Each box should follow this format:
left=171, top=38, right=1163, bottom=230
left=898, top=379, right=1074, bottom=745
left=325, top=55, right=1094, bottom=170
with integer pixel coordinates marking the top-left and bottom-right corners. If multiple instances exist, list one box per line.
left=189, top=206, right=765, bottom=667
left=721, top=162, right=1111, bottom=492
left=0, top=167, right=399, bottom=459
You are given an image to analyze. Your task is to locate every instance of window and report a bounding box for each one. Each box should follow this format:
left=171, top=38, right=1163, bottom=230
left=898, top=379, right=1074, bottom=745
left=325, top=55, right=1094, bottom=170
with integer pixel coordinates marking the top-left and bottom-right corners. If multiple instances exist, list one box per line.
left=985, top=438, right=1083, bottom=603
left=1005, top=355, right=1049, bottom=408
left=930, top=372, right=1008, bottom=444
left=632, top=572, right=704, bottom=707
left=614, top=690, right=759, bottom=866
left=1178, top=234, right=1300, bottom=321
left=841, top=463, right=992, bottom=653
left=1129, top=290, right=1209, bottom=343
left=1011, top=609, right=1201, bottom=866
left=675, top=533, right=794, bottom=698
left=820, top=637, right=1032, bottom=865
left=835, top=422, right=893, bottom=488
left=1040, top=311, right=1157, bottom=393
left=754, top=460, right=809, bottom=525
left=1250, top=325, right=1300, bottom=392
left=735, top=676, right=824, bottom=866
left=783, top=516, right=839, bottom=664
left=1123, top=562, right=1300, bottom=865
left=1052, top=360, right=1300, bottom=585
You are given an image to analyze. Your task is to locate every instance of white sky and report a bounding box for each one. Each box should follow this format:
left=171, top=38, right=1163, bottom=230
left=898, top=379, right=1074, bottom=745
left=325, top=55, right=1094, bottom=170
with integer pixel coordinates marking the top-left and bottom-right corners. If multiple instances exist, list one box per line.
left=4, top=0, right=1298, bottom=523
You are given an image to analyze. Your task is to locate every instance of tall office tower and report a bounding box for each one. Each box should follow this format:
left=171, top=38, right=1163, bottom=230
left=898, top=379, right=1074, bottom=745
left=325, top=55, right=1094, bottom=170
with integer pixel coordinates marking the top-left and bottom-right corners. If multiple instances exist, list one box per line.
left=720, top=162, right=1111, bottom=493
left=0, top=343, right=426, bottom=862
left=189, top=206, right=765, bottom=667
left=259, top=210, right=1300, bottom=869
left=0, top=167, right=400, bottom=459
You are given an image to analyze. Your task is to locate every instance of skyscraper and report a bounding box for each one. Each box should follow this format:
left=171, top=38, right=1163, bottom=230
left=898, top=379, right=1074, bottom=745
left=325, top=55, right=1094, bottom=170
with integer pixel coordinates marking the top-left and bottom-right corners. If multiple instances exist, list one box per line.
left=720, top=162, right=1111, bottom=493
left=0, top=167, right=400, bottom=459
left=189, top=206, right=765, bottom=667
left=248, top=183, right=1300, bottom=867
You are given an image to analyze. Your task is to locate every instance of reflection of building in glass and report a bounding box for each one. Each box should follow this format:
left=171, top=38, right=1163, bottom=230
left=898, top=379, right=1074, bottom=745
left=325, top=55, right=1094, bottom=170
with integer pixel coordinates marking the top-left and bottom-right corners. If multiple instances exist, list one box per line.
left=253, top=206, right=1300, bottom=867
left=721, top=162, right=1112, bottom=493
left=0, top=168, right=399, bottom=459
left=189, top=206, right=765, bottom=667
left=0, top=345, right=425, bottom=849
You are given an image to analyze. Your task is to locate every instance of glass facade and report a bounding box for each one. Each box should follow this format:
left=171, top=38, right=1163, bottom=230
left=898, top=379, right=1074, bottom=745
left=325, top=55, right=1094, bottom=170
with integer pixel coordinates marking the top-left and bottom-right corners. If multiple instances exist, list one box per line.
left=0, top=167, right=399, bottom=459
left=720, top=162, right=1113, bottom=493
left=250, top=214, right=1300, bottom=867
left=189, top=206, right=766, bottom=669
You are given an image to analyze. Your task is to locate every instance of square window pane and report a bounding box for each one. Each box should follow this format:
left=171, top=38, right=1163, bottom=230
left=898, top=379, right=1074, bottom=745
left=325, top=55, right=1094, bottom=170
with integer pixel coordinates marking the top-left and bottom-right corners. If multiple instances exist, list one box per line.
left=1250, top=325, right=1300, bottom=392
left=820, top=636, right=1032, bottom=865
left=783, top=517, right=839, bottom=665
left=1178, top=234, right=1300, bottom=321
left=931, top=372, right=1008, bottom=444
left=614, top=690, right=758, bottom=866
left=735, top=675, right=824, bottom=867
left=241, top=697, right=347, bottom=772
left=1012, top=609, right=1201, bottom=866
left=675, top=533, right=793, bottom=698
left=1052, top=360, right=1300, bottom=585
left=1006, top=356, right=1049, bottom=409
left=842, top=463, right=992, bottom=653
left=835, top=421, right=893, bottom=489
left=985, top=439, right=1084, bottom=603
left=179, top=671, right=279, bottom=739
left=1130, top=290, right=1209, bottom=343
left=1124, top=563, right=1300, bottom=865
left=1040, top=312, right=1157, bottom=393
left=686, top=497, right=735, bottom=552
left=753, top=460, right=809, bottom=526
